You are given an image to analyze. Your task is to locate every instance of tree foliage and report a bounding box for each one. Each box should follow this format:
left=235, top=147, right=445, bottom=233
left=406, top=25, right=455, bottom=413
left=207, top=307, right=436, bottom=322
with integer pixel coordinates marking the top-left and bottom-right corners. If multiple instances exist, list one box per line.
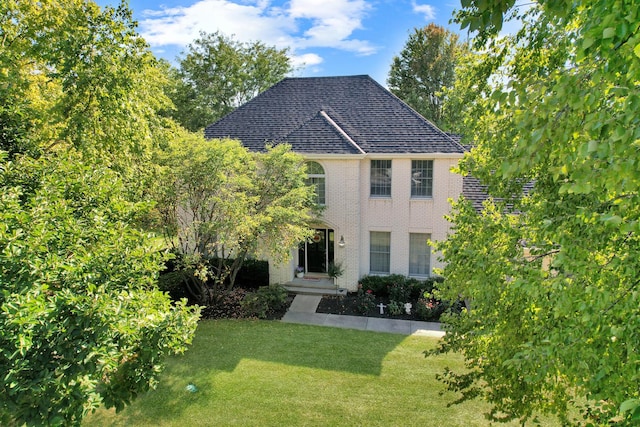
left=387, top=23, right=468, bottom=130
left=0, top=0, right=173, bottom=164
left=0, top=1, right=200, bottom=424
left=167, top=31, right=293, bottom=132
left=0, top=152, right=200, bottom=426
left=433, top=0, right=640, bottom=425
left=156, top=135, right=316, bottom=300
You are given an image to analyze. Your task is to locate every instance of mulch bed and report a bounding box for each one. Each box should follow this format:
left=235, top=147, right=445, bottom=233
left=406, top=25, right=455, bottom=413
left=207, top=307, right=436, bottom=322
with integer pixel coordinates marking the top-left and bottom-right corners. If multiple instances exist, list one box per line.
left=199, top=291, right=444, bottom=322
left=265, top=293, right=295, bottom=320
left=316, top=294, right=423, bottom=321
left=199, top=289, right=295, bottom=320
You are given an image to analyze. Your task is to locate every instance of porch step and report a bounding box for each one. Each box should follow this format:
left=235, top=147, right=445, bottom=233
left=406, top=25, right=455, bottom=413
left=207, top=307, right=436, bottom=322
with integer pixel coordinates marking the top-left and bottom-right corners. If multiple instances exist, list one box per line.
left=283, top=276, right=346, bottom=296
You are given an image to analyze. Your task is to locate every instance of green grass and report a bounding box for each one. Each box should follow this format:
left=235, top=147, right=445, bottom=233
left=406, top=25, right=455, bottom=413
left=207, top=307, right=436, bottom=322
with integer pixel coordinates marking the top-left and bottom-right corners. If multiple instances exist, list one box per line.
left=85, top=320, right=558, bottom=426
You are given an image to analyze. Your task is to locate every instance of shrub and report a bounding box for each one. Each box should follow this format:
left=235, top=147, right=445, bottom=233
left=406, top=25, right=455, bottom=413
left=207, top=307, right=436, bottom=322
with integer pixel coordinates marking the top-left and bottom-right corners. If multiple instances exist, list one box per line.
left=388, top=281, right=412, bottom=303
left=157, top=270, right=191, bottom=302
left=360, top=274, right=406, bottom=297
left=410, top=276, right=445, bottom=300
left=405, top=277, right=425, bottom=300
left=159, top=256, right=270, bottom=304
left=355, top=285, right=376, bottom=315
left=233, top=259, right=270, bottom=290
left=387, top=300, right=403, bottom=316
left=241, top=284, right=289, bottom=319
left=414, top=297, right=446, bottom=321
left=360, top=274, right=446, bottom=300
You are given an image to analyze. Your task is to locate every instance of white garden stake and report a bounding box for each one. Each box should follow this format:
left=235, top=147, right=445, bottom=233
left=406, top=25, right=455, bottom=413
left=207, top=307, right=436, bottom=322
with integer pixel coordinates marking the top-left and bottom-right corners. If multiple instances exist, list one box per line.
left=377, top=303, right=386, bottom=314
left=404, top=302, right=412, bottom=315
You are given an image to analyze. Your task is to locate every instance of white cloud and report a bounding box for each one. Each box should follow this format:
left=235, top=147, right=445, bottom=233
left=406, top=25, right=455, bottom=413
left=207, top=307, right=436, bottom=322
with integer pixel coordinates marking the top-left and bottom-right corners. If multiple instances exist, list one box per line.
left=288, top=0, right=372, bottom=53
left=411, top=1, right=436, bottom=20
left=291, top=52, right=323, bottom=69
left=139, top=1, right=295, bottom=48
left=137, top=0, right=378, bottom=67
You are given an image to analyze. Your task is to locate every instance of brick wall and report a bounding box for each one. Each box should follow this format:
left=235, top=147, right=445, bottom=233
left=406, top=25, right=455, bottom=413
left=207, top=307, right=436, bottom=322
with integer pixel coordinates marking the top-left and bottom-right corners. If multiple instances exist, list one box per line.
left=270, top=155, right=463, bottom=291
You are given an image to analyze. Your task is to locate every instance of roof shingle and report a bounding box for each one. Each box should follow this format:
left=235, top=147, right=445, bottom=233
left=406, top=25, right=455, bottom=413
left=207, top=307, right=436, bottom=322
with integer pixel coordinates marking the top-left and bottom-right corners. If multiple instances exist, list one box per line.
left=204, top=75, right=465, bottom=155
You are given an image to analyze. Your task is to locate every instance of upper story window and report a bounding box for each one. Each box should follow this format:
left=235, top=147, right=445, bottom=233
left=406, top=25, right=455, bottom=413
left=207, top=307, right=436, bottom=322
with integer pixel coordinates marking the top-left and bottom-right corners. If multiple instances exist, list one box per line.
left=411, top=160, right=433, bottom=198
left=370, top=160, right=391, bottom=197
left=306, top=161, right=325, bottom=205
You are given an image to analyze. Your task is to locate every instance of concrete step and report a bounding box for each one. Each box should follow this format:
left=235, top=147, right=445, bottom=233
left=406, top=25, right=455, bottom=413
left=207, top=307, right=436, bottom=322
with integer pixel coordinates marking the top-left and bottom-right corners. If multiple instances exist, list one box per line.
left=283, top=277, right=346, bottom=296
left=284, top=285, right=347, bottom=296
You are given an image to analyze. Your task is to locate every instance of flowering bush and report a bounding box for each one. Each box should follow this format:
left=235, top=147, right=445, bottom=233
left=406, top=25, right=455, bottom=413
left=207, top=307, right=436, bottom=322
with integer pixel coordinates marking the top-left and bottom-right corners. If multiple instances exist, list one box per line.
left=415, top=297, right=446, bottom=321
left=355, top=284, right=376, bottom=314
left=295, top=266, right=304, bottom=273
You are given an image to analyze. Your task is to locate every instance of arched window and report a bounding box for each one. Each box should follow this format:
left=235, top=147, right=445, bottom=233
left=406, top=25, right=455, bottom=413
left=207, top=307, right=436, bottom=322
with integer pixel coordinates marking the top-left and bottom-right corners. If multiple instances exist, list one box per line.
left=306, top=161, right=325, bottom=205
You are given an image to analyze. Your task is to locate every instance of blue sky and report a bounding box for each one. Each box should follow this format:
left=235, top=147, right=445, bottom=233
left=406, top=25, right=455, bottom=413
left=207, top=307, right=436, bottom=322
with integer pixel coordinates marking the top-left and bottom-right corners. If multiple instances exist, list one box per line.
left=97, top=0, right=470, bottom=85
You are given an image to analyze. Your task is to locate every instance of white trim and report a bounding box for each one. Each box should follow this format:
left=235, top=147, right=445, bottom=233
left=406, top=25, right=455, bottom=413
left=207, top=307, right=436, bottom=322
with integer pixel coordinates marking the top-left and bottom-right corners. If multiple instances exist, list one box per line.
left=301, top=152, right=463, bottom=160
left=367, top=152, right=464, bottom=159
left=302, top=153, right=366, bottom=160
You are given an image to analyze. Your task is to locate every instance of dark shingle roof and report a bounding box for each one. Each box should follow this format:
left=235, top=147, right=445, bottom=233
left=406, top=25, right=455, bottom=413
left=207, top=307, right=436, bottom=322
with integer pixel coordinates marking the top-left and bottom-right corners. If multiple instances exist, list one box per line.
left=204, top=75, right=465, bottom=155
left=447, top=134, right=492, bottom=212
left=463, top=175, right=490, bottom=212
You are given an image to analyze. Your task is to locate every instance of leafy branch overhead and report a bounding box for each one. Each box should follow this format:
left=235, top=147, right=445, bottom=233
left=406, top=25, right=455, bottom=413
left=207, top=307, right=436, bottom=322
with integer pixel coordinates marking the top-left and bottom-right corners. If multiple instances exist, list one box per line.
left=433, top=0, right=640, bottom=425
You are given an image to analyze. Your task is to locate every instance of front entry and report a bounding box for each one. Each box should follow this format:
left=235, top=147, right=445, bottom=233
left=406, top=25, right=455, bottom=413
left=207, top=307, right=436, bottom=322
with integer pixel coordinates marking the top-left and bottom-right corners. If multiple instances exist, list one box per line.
left=299, top=228, right=335, bottom=274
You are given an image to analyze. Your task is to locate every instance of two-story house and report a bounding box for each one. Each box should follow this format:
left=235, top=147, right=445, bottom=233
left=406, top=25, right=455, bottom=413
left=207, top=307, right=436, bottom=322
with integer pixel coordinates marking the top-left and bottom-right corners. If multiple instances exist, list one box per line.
left=205, top=75, right=465, bottom=292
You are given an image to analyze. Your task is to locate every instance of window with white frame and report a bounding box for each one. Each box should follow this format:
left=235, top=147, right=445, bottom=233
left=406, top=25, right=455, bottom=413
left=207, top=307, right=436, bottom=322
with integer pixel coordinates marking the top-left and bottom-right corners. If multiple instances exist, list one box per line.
left=370, top=160, right=391, bottom=197
left=306, top=161, right=325, bottom=205
left=370, top=231, right=391, bottom=273
left=411, top=160, right=433, bottom=198
left=409, top=233, right=431, bottom=276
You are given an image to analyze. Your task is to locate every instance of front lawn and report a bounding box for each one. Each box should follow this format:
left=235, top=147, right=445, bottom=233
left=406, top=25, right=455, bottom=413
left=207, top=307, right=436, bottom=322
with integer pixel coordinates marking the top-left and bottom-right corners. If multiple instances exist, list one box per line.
left=85, top=320, right=559, bottom=426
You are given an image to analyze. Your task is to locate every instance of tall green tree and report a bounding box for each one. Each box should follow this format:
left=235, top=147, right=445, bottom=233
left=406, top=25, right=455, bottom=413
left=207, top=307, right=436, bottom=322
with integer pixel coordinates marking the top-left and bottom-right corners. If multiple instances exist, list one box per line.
left=387, top=23, right=468, bottom=129
left=0, top=0, right=173, bottom=164
left=168, top=31, right=293, bottom=132
left=0, top=152, right=200, bottom=426
left=432, top=0, right=640, bottom=425
left=157, top=135, right=316, bottom=300
left=0, top=1, right=200, bottom=424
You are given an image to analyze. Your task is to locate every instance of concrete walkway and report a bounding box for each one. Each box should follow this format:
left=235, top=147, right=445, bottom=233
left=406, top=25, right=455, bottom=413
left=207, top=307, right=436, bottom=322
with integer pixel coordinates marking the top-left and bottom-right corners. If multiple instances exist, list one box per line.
left=281, top=295, right=445, bottom=337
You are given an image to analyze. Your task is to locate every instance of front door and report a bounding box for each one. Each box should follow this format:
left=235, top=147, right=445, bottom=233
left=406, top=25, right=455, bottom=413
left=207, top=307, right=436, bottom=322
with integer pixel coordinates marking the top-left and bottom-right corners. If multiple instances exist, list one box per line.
left=299, top=229, right=335, bottom=273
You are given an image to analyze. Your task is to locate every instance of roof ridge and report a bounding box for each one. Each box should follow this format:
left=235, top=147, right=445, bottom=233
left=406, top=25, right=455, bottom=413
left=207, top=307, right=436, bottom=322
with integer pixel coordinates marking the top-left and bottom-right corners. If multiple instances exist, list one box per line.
left=281, top=74, right=370, bottom=82
left=319, top=110, right=366, bottom=154
left=276, top=109, right=324, bottom=141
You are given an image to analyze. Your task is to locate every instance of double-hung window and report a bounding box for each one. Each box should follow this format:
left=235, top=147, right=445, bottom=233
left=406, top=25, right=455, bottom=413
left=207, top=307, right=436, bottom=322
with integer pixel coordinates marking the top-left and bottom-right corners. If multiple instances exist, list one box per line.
left=370, top=231, right=391, bottom=274
left=409, top=233, right=431, bottom=276
left=411, top=160, right=433, bottom=198
left=370, top=160, right=391, bottom=197
left=306, top=161, right=326, bottom=205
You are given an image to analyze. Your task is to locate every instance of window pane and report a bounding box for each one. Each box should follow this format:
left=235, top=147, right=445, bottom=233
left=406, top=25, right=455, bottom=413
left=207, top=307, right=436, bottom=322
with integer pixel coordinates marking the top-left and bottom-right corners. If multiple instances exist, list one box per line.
left=306, top=162, right=326, bottom=205
left=370, top=231, right=390, bottom=273
left=307, top=161, right=324, bottom=175
left=411, top=160, right=433, bottom=197
left=308, top=177, right=325, bottom=204
left=409, top=233, right=431, bottom=276
left=371, top=160, right=391, bottom=196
